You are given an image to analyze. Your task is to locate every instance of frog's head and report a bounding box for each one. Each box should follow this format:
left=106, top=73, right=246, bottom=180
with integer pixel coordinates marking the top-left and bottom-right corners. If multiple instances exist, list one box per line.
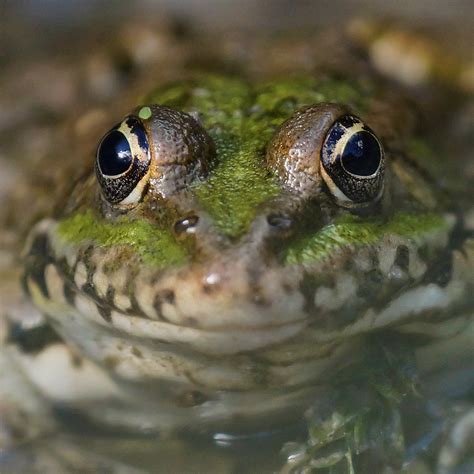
left=23, top=76, right=454, bottom=426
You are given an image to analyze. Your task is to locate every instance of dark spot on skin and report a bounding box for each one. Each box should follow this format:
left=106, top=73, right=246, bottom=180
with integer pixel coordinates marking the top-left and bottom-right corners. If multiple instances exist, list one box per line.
left=202, top=284, right=215, bottom=294
left=343, top=259, right=353, bottom=272
left=105, top=285, right=115, bottom=306
left=21, top=273, right=31, bottom=298
left=131, top=346, right=143, bottom=358
left=7, top=322, right=62, bottom=354
left=128, top=294, right=148, bottom=319
left=174, top=215, right=199, bottom=235
left=97, top=303, right=112, bottom=323
left=185, top=317, right=198, bottom=327
left=357, top=269, right=384, bottom=300
left=422, top=216, right=472, bottom=288
left=299, top=273, right=317, bottom=315
left=104, top=355, right=119, bottom=370
left=153, top=290, right=176, bottom=321
left=252, top=288, right=270, bottom=307
left=56, top=257, right=72, bottom=280
left=28, top=263, right=49, bottom=299
left=176, top=390, right=209, bottom=407
left=77, top=245, right=95, bottom=273
left=27, top=233, right=49, bottom=258
left=71, top=353, right=83, bottom=368
left=246, top=358, right=271, bottom=386
left=369, top=251, right=380, bottom=270
left=24, top=236, right=53, bottom=299
left=153, top=294, right=164, bottom=318
left=161, top=289, right=175, bottom=304
left=81, top=282, right=98, bottom=300
left=394, top=245, right=410, bottom=271
left=367, top=268, right=384, bottom=284
left=427, top=253, right=453, bottom=287
left=63, top=281, right=76, bottom=307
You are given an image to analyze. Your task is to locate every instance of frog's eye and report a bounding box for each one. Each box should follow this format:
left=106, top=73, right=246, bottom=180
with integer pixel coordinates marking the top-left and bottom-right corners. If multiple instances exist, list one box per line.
left=96, top=105, right=215, bottom=206
left=96, top=116, right=151, bottom=205
left=266, top=103, right=385, bottom=208
left=320, top=115, right=384, bottom=207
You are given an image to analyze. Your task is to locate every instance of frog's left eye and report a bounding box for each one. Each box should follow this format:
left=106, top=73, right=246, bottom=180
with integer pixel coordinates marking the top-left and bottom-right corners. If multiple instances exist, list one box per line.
left=96, top=116, right=151, bottom=205
left=320, top=115, right=384, bottom=207
left=266, top=104, right=385, bottom=208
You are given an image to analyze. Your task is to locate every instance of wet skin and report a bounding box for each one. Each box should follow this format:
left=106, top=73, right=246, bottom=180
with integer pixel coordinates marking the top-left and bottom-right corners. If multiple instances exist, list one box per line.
left=17, top=71, right=473, bottom=435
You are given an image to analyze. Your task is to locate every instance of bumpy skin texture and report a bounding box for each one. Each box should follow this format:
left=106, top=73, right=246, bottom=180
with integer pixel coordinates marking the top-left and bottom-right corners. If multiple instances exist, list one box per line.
left=143, top=105, right=215, bottom=197
left=266, top=103, right=349, bottom=195
left=16, top=72, right=474, bottom=437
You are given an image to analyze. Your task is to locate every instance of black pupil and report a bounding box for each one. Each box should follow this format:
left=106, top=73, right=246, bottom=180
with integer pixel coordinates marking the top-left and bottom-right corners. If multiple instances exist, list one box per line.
left=341, top=131, right=381, bottom=176
left=97, top=130, right=132, bottom=176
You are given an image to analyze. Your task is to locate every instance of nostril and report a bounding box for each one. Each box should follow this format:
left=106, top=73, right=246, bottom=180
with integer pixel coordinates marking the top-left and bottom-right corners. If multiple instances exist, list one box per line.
left=174, top=215, right=199, bottom=235
left=266, top=213, right=293, bottom=231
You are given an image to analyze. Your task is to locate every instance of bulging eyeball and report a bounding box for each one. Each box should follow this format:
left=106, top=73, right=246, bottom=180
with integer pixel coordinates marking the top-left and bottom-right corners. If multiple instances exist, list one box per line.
left=320, top=115, right=384, bottom=207
left=95, top=105, right=215, bottom=206
left=266, top=103, right=385, bottom=208
left=96, top=115, right=151, bottom=205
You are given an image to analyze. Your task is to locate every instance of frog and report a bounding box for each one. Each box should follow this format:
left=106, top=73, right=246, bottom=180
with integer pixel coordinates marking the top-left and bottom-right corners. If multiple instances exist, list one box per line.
left=1, top=18, right=473, bottom=473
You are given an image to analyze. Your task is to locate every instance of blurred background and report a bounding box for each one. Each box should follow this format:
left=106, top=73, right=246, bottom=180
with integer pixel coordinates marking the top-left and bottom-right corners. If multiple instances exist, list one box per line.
left=2, top=0, right=474, bottom=57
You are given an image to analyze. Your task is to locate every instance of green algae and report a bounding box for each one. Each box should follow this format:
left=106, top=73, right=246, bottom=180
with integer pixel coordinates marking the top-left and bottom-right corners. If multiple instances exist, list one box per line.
left=144, top=75, right=373, bottom=238
left=253, top=76, right=370, bottom=116
left=146, top=76, right=279, bottom=237
left=57, top=211, right=188, bottom=268
left=194, top=142, right=280, bottom=237
left=285, top=212, right=447, bottom=265
left=138, top=106, right=152, bottom=120
left=59, top=77, right=436, bottom=262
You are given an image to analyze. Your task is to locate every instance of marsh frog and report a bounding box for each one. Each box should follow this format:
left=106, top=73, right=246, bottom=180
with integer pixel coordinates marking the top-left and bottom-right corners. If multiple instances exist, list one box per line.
left=1, top=19, right=473, bottom=473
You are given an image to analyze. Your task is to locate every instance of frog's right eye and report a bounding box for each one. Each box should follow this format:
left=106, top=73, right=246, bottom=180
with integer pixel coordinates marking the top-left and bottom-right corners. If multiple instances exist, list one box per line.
left=96, top=116, right=151, bottom=205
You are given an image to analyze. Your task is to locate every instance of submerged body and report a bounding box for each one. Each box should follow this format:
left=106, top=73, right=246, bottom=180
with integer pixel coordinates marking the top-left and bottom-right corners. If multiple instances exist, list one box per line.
left=1, top=19, right=473, bottom=472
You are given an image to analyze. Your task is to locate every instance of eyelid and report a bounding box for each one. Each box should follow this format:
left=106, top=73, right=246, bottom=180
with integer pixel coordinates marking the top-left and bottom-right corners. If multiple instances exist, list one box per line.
left=266, top=103, right=349, bottom=197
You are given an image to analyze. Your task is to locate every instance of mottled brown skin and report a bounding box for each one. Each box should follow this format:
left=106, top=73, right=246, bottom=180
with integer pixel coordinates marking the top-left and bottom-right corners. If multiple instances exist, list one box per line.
left=266, top=103, right=349, bottom=196
left=142, top=105, right=215, bottom=197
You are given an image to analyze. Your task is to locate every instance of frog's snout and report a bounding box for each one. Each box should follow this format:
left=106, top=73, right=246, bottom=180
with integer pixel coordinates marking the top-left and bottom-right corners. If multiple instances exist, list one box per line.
left=147, top=252, right=306, bottom=332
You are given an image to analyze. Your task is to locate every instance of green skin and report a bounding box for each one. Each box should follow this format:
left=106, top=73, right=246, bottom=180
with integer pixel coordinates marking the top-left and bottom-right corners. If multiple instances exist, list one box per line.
left=13, top=74, right=473, bottom=442
left=57, top=75, right=445, bottom=262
